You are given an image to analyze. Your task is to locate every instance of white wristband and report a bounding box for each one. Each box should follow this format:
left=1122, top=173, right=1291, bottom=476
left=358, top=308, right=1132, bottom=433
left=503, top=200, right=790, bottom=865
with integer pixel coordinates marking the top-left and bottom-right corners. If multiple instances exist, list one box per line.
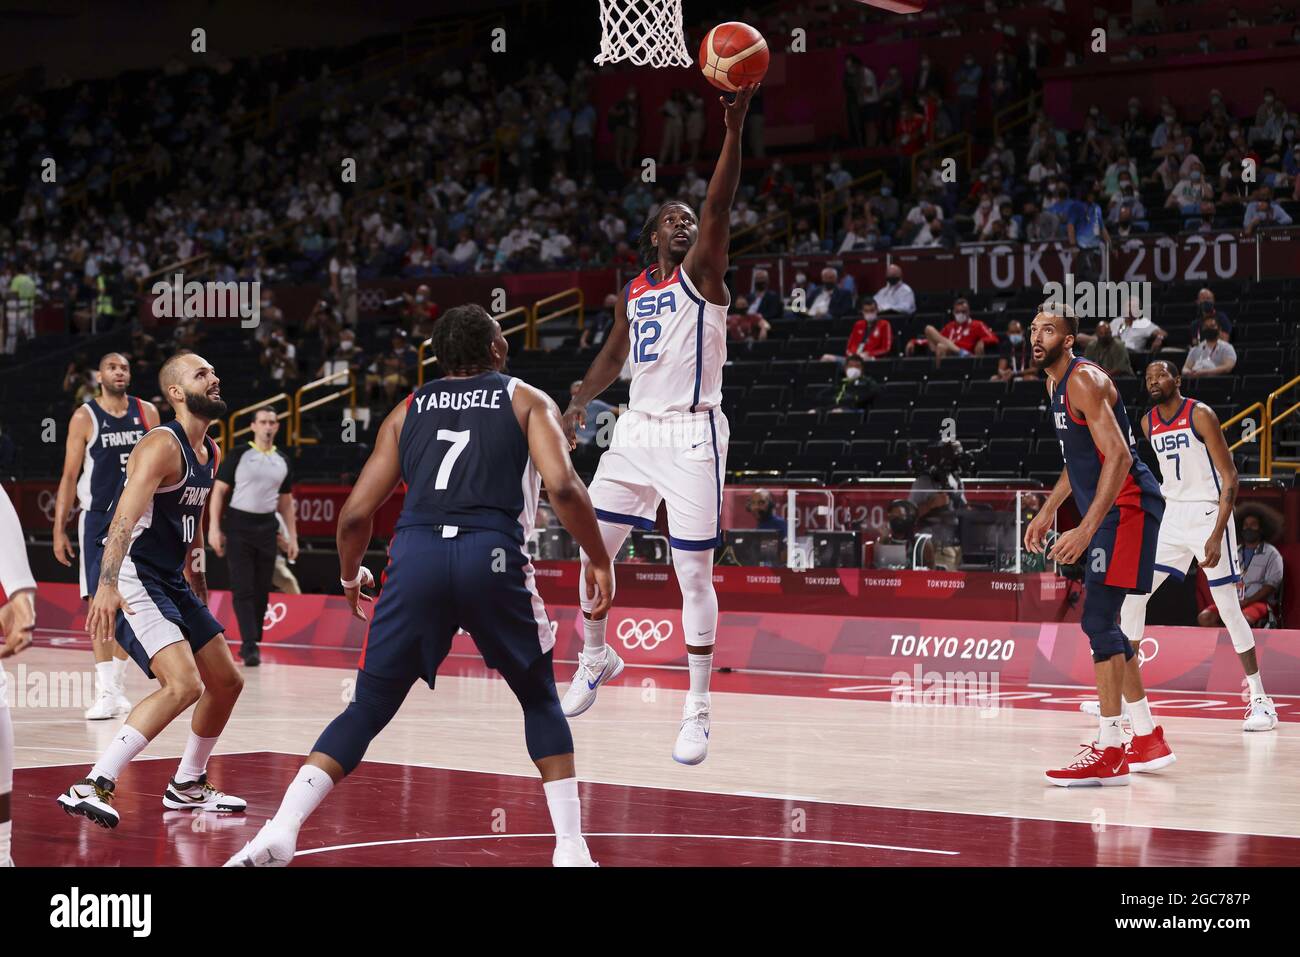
left=340, top=566, right=374, bottom=590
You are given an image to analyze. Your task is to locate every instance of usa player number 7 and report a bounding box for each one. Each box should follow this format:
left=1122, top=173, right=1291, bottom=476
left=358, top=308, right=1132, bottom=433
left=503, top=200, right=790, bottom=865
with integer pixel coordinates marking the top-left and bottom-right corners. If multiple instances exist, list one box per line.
left=435, top=429, right=471, bottom=490
left=1164, top=452, right=1181, bottom=481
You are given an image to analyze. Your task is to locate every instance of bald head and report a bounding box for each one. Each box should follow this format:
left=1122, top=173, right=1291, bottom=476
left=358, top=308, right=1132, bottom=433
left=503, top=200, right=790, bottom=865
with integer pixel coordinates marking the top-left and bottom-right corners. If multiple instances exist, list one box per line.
left=158, top=352, right=226, bottom=421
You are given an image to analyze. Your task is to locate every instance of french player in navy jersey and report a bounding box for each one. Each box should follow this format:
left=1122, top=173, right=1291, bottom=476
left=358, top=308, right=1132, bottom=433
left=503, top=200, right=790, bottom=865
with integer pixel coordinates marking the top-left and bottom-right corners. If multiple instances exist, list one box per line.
left=52, top=352, right=160, bottom=721
left=1023, top=303, right=1174, bottom=787
left=226, top=305, right=614, bottom=868
left=57, top=353, right=246, bottom=829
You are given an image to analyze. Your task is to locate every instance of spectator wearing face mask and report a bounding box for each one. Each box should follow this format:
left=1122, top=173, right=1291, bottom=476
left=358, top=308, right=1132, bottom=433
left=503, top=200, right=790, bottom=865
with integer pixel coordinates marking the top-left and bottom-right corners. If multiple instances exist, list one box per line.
left=828, top=354, right=880, bottom=411
left=1082, top=321, right=1133, bottom=376
left=726, top=296, right=771, bottom=343
left=1243, top=187, right=1294, bottom=234
left=907, top=299, right=998, bottom=364
left=873, top=264, right=916, bottom=314
left=823, top=299, right=893, bottom=364
left=1197, top=512, right=1284, bottom=629
left=1108, top=173, right=1147, bottom=225
left=998, top=319, right=1035, bottom=375
left=806, top=267, right=855, bottom=319
left=747, top=268, right=784, bottom=321
left=1167, top=163, right=1214, bottom=216
left=972, top=192, right=1002, bottom=239
left=1250, top=89, right=1285, bottom=148
left=1111, top=299, right=1166, bottom=355
left=1183, top=315, right=1237, bottom=378
left=868, top=180, right=900, bottom=229
left=1190, top=290, right=1233, bottom=344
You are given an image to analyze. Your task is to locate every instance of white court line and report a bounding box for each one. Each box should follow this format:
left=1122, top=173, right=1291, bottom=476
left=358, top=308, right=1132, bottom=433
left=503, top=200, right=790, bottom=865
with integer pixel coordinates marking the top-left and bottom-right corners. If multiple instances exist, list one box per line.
left=263, top=749, right=1300, bottom=843
left=293, top=831, right=957, bottom=858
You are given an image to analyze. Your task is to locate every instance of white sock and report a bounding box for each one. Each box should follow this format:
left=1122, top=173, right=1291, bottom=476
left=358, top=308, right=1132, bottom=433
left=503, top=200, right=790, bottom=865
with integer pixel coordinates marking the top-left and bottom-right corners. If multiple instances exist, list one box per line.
left=90, top=724, right=150, bottom=784
left=0, top=820, right=9, bottom=862
left=94, top=661, right=114, bottom=690
left=1127, top=697, right=1155, bottom=736
left=686, top=652, right=713, bottom=713
left=176, top=731, right=220, bottom=783
left=542, top=777, right=582, bottom=840
left=111, top=655, right=129, bottom=688
left=582, top=617, right=608, bottom=655
left=1098, top=715, right=1125, bottom=749
left=1246, top=672, right=1265, bottom=697
left=270, top=765, right=334, bottom=834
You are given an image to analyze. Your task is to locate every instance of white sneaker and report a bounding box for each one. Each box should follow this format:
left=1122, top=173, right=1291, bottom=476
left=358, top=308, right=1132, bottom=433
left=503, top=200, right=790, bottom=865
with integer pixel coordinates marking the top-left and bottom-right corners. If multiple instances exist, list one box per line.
left=1, top=856, right=12, bottom=866
left=223, top=822, right=297, bottom=867
left=162, top=774, right=247, bottom=813
left=1243, top=694, right=1278, bottom=732
left=111, top=683, right=131, bottom=717
left=56, top=776, right=120, bottom=829
left=672, top=705, right=710, bottom=766
left=83, top=685, right=118, bottom=721
left=552, top=835, right=598, bottom=867
left=560, top=647, right=625, bottom=718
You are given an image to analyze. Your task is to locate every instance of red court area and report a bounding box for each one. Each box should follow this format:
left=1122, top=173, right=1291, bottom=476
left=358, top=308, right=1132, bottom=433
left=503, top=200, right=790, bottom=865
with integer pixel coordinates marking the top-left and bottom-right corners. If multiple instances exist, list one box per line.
left=14, top=750, right=1300, bottom=867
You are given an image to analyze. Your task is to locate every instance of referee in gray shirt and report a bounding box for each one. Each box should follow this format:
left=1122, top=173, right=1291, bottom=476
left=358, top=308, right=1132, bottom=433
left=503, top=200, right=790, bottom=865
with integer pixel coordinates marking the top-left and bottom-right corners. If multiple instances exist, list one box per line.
left=209, top=407, right=298, bottom=666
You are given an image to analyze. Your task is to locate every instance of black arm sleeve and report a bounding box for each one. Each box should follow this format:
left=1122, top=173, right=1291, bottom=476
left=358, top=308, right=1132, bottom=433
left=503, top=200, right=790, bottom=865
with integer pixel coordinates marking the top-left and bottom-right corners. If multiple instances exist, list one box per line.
left=277, top=450, right=293, bottom=494
left=216, top=444, right=243, bottom=486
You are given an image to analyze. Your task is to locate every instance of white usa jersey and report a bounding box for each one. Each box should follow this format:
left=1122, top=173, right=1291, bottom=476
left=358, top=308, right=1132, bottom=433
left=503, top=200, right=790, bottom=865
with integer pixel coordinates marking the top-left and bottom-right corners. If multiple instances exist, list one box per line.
left=1147, top=398, right=1221, bottom=504
left=624, top=264, right=728, bottom=416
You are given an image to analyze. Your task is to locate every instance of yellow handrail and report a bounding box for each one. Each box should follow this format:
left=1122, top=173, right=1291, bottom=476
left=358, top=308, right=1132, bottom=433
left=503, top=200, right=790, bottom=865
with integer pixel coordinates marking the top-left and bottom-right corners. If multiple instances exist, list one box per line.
left=498, top=305, right=531, bottom=341
left=1265, top=374, right=1300, bottom=476
left=731, top=209, right=794, bottom=259
left=532, top=288, right=584, bottom=349
left=207, top=418, right=227, bottom=456
left=819, top=168, right=884, bottom=240
left=137, top=252, right=213, bottom=293
left=1221, top=401, right=1265, bottom=460
left=227, top=393, right=293, bottom=454
left=292, top=371, right=356, bottom=447
left=993, top=90, right=1041, bottom=139
left=911, top=131, right=972, bottom=192
left=415, top=303, right=534, bottom=385
left=417, top=338, right=438, bottom=387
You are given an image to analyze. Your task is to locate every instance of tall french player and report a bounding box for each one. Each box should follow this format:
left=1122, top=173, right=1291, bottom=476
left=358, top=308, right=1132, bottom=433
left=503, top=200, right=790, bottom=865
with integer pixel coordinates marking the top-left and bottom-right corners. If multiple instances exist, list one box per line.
left=1024, top=303, right=1174, bottom=787
left=57, top=353, right=246, bottom=829
left=561, top=82, right=759, bottom=765
left=52, top=352, right=160, bottom=721
left=1118, top=360, right=1277, bottom=731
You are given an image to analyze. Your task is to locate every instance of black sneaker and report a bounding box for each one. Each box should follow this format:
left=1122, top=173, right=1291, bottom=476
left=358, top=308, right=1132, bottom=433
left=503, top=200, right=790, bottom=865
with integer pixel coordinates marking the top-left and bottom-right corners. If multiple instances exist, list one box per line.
left=242, top=649, right=261, bottom=667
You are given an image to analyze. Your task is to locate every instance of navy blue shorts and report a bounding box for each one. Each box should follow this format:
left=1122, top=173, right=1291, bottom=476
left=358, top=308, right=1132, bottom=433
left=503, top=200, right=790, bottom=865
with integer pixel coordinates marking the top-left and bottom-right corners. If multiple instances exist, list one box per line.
left=1086, top=503, right=1163, bottom=594
left=115, top=558, right=225, bottom=679
left=78, top=509, right=113, bottom=599
left=359, top=527, right=555, bottom=688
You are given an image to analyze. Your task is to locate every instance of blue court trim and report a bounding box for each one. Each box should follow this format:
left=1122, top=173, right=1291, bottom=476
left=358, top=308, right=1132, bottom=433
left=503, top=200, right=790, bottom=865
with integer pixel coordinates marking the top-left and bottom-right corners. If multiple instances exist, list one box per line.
left=1154, top=563, right=1186, bottom=581
left=669, top=534, right=720, bottom=551
left=1206, top=574, right=1241, bottom=586
left=594, top=508, right=656, bottom=531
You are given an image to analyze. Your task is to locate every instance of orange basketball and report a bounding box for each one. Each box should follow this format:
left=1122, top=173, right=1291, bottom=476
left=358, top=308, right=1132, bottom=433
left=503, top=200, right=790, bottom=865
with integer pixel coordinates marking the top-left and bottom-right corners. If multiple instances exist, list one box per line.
left=698, top=22, right=769, bottom=93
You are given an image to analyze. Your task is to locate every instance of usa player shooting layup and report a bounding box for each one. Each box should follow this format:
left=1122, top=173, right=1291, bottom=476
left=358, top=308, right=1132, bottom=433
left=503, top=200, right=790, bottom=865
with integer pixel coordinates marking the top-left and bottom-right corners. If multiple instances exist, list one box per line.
left=1118, top=360, right=1278, bottom=731
left=1024, top=304, right=1175, bottom=786
left=52, top=353, right=160, bottom=720
left=57, top=353, right=246, bottom=828
left=226, top=306, right=614, bottom=868
left=560, top=83, right=758, bottom=766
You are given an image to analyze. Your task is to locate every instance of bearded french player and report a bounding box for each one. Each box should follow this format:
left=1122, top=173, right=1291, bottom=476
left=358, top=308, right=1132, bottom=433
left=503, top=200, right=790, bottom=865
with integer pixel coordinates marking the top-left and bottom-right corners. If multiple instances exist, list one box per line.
left=1023, top=303, right=1172, bottom=786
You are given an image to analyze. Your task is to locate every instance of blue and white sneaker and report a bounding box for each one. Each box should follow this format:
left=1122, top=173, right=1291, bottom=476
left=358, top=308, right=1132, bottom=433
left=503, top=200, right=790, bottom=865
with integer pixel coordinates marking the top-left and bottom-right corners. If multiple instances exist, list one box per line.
left=561, top=647, right=625, bottom=718
left=673, top=704, right=710, bottom=766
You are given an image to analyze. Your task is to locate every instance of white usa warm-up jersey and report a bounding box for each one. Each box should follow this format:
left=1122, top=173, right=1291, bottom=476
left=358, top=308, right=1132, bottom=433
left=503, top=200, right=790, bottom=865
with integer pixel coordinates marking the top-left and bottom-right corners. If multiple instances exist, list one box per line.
left=624, top=264, right=727, bottom=416
left=1147, top=398, right=1221, bottom=504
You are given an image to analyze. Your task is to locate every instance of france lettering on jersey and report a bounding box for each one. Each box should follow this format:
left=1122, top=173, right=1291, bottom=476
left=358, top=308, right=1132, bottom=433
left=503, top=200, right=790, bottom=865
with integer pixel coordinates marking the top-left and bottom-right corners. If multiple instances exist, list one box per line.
left=123, top=420, right=217, bottom=578
left=77, top=396, right=149, bottom=512
left=625, top=264, right=728, bottom=416
left=1052, top=357, right=1162, bottom=517
left=398, top=371, right=539, bottom=544
left=1147, top=398, right=1221, bottom=504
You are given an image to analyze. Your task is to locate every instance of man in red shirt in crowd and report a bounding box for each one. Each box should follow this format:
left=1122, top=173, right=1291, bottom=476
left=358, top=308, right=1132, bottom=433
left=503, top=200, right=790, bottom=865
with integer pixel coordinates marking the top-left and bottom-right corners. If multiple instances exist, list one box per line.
left=895, top=100, right=926, bottom=155
left=819, top=298, right=892, bottom=364
left=905, top=297, right=998, bottom=365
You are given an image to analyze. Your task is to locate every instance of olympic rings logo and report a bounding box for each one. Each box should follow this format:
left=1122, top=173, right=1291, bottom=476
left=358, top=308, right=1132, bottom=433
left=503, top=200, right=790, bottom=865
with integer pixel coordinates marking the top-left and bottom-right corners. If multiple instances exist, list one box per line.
left=263, top=602, right=288, bottom=631
left=1138, top=637, right=1159, bottom=666
left=616, top=618, right=673, bottom=651
left=38, top=490, right=57, bottom=521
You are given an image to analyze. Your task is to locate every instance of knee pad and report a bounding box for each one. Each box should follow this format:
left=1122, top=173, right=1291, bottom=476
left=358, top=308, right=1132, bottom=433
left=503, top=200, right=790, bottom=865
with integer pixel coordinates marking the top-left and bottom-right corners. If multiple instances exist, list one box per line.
left=501, top=654, right=573, bottom=761
left=1082, top=582, right=1134, bottom=663
left=312, top=671, right=412, bottom=776
left=672, top=547, right=718, bottom=647
left=579, top=522, right=629, bottom=615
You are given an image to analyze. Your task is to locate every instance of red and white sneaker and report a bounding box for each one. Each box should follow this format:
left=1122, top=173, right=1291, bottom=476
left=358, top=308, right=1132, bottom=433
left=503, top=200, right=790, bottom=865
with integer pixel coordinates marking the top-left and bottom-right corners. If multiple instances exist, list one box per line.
left=1045, top=744, right=1130, bottom=787
left=1126, top=725, right=1176, bottom=772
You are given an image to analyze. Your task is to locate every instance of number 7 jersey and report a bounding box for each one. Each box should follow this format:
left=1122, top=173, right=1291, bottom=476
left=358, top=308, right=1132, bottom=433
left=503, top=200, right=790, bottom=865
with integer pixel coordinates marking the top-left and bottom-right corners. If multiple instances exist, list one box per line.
left=1147, top=397, right=1221, bottom=504
left=625, top=264, right=728, bottom=416
left=397, top=372, right=540, bottom=545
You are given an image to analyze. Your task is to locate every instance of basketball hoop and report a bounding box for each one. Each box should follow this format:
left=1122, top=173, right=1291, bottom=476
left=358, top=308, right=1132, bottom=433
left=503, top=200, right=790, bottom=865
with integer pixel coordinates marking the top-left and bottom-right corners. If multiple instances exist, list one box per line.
left=594, top=0, right=693, bottom=68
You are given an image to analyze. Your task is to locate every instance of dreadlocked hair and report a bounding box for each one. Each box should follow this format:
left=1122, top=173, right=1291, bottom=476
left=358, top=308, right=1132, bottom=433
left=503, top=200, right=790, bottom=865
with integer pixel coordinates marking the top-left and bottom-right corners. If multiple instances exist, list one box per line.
left=636, top=199, right=695, bottom=266
left=430, top=303, right=496, bottom=375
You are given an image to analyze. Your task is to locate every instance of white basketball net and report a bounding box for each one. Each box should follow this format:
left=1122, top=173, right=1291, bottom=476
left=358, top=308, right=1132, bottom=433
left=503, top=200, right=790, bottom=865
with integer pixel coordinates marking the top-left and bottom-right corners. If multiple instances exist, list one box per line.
left=594, top=0, right=694, bottom=68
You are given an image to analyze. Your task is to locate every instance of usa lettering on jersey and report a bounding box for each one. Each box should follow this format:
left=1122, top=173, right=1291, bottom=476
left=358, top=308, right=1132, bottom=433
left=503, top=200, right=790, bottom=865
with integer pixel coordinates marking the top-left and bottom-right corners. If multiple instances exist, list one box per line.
left=412, top=389, right=503, bottom=413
